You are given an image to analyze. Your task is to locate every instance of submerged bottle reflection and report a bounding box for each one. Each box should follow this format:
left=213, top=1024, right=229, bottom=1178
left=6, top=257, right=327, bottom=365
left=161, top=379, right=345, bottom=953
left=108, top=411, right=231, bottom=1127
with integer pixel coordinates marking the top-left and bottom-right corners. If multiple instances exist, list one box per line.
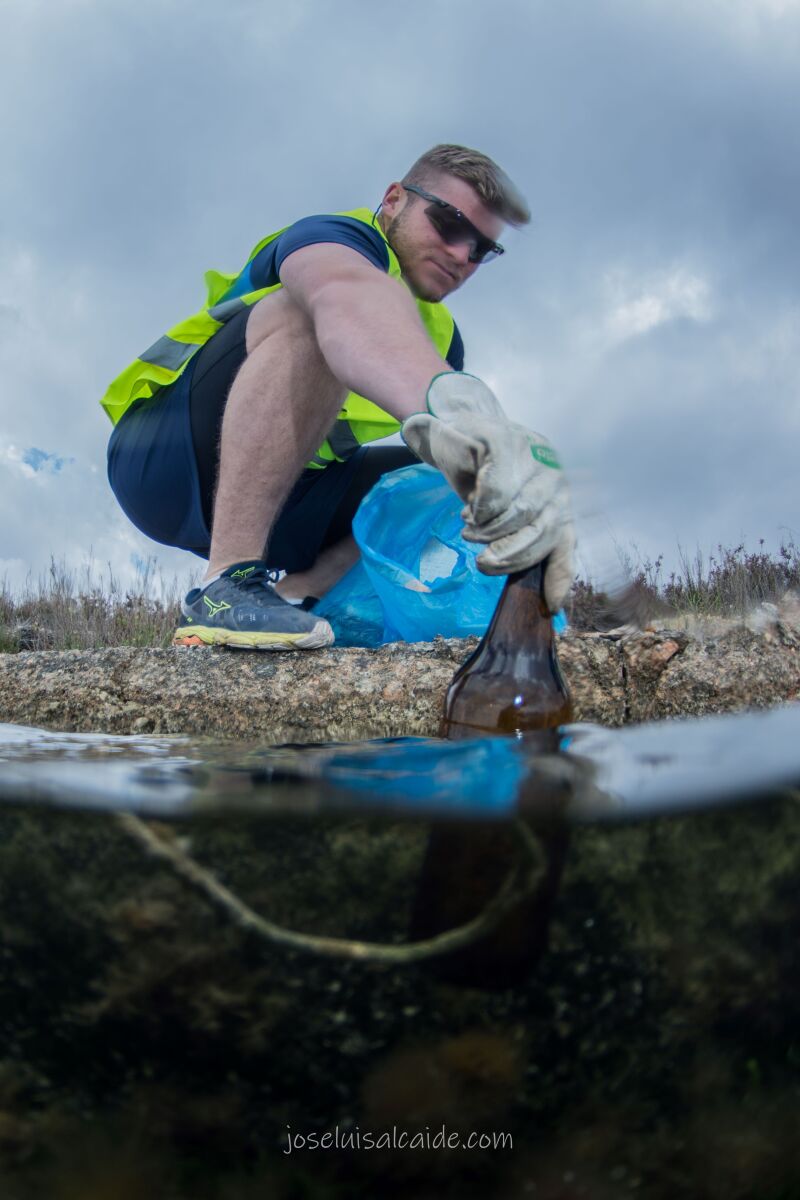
left=411, top=562, right=573, bottom=988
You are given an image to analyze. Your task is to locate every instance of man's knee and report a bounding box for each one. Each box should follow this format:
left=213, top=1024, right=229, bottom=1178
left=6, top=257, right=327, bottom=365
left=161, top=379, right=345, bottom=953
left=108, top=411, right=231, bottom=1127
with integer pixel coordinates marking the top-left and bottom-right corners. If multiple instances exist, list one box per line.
left=245, top=288, right=318, bottom=356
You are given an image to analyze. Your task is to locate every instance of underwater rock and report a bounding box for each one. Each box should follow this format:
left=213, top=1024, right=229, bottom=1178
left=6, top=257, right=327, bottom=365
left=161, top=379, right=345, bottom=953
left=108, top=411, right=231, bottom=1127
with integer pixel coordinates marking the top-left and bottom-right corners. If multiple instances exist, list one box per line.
left=0, top=789, right=798, bottom=1198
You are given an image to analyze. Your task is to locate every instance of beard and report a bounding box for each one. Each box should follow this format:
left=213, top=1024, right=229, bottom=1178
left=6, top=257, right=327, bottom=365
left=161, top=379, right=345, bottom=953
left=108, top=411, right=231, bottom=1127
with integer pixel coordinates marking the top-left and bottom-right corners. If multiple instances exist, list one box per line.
left=383, top=208, right=445, bottom=304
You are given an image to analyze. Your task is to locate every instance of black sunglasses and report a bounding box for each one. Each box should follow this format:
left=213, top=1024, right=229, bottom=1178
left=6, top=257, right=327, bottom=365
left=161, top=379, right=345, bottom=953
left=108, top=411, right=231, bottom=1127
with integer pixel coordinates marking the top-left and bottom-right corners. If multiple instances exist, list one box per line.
left=402, top=184, right=504, bottom=264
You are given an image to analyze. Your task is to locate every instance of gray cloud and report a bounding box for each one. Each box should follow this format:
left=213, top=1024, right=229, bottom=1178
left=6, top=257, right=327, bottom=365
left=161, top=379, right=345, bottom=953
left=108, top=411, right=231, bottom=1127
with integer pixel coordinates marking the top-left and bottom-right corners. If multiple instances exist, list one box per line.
left=1, top=0, right=798, bottom=592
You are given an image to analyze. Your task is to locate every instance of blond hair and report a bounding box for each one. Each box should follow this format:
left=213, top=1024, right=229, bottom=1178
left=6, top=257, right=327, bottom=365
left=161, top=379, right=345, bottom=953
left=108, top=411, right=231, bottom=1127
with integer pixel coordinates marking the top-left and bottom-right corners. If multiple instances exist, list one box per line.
left=402, top=144, right=530, bottom=227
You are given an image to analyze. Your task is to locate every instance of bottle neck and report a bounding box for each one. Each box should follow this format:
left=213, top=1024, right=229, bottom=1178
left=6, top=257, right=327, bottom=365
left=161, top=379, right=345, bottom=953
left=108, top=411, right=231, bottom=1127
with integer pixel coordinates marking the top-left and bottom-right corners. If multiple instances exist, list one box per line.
left=507, top=562, right=546, bottom=594
left=481, top=562, right=551, bottom=651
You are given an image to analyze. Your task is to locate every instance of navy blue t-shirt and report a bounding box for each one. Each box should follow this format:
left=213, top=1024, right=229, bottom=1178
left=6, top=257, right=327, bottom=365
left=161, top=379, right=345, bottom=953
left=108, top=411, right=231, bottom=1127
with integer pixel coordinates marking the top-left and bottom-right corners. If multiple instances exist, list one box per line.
left=220, top=214, right=464, bottom=370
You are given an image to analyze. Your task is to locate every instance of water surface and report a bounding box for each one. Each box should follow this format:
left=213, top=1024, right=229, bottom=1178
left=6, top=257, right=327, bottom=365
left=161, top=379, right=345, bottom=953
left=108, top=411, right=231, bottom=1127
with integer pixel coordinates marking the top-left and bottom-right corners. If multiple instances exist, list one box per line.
left=1, top=703, right=799, bottom=824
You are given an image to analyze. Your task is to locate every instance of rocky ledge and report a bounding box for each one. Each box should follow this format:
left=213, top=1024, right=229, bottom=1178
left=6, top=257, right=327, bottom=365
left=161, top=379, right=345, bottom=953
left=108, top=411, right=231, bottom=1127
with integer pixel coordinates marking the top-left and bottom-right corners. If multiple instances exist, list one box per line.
left=0, top=613, right=799, bottom=740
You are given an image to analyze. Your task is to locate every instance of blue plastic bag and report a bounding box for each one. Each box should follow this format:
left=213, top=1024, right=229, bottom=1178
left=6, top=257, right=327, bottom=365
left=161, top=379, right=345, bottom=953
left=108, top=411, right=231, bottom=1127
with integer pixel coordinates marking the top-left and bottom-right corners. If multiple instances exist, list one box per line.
left=354, top=464, right=505, bottom=642
left=311, top=559, right=385, bottom=647
left=313, top=463, right=566, bottom=646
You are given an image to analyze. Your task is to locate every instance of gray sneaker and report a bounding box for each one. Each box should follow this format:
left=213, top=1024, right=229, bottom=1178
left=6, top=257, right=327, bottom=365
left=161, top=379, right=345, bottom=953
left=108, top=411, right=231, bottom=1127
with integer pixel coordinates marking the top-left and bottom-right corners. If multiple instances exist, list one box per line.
left=173, top=561, right=334, bottom=650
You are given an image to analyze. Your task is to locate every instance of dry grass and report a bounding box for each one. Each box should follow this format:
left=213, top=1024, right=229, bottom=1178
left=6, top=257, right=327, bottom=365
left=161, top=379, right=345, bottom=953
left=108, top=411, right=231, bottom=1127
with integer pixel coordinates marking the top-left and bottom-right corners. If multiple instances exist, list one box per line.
left=1, top=540, right=799, bottom=650
left=565, top=538, right=800, bottom=631
left=0, top=556, right=189, bottom=652
left=655, top=540, right=800, bottom=613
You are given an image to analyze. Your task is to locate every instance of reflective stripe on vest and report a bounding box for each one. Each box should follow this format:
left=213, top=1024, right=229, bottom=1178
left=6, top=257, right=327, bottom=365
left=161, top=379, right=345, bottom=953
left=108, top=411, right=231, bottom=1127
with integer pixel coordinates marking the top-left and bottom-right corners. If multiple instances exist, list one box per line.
left=100, top=208, right=456, bottom=468
left=139, top=335, right=200, bottom=372
left=207, top=297, right=250, bottom=323
left=327, top=419, right=362, bottom=460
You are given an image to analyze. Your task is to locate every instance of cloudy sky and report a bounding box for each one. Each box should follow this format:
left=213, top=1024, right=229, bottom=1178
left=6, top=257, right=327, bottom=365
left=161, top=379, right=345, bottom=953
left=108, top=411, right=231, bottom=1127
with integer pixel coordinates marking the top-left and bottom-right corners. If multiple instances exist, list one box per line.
left=1, top=0, right=798, bottom=597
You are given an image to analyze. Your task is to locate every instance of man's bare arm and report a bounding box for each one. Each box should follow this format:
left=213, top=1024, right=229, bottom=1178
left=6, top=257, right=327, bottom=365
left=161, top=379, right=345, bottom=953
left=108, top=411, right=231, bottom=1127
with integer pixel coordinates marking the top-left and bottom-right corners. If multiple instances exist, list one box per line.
left=278, top=243, right=451, bottom=421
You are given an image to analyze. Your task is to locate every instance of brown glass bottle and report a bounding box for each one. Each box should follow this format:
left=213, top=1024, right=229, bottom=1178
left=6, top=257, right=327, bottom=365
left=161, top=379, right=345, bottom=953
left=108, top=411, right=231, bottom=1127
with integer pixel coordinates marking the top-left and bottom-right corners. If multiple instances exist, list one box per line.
left=440, top=561, right=573, bottom=738
left=410, top=562, right=572, bottom=988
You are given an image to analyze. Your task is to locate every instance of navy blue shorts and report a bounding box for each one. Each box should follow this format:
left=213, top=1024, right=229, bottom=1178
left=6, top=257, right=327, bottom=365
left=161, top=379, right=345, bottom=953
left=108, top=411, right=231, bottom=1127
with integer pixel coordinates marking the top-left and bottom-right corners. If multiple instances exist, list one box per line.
left=107, top=307, right=416, bottom=573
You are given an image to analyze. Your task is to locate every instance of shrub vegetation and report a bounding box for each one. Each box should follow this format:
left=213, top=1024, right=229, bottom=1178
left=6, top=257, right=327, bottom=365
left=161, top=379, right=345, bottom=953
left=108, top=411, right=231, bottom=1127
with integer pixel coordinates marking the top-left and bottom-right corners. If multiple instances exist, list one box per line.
left=1, top=540, right=798, bottom=651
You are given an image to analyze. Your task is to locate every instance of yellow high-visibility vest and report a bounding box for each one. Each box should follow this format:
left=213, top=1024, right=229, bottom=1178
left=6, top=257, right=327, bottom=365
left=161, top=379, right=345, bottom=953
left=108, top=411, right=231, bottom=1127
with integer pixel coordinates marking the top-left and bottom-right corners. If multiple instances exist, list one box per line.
left=100, top=208, right=456, bottom=468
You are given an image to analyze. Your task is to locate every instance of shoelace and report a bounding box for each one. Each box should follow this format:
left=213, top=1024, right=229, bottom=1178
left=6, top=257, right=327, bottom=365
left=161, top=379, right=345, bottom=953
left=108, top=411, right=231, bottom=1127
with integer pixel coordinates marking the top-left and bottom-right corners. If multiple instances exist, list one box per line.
left=232, top=565, right=281, bottom=592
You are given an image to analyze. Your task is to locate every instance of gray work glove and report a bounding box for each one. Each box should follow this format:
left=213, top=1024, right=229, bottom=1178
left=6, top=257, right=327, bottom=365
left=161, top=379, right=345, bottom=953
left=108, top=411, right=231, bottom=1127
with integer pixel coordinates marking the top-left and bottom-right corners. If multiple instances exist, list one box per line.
left=401, top=372, right=575, bottom=612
